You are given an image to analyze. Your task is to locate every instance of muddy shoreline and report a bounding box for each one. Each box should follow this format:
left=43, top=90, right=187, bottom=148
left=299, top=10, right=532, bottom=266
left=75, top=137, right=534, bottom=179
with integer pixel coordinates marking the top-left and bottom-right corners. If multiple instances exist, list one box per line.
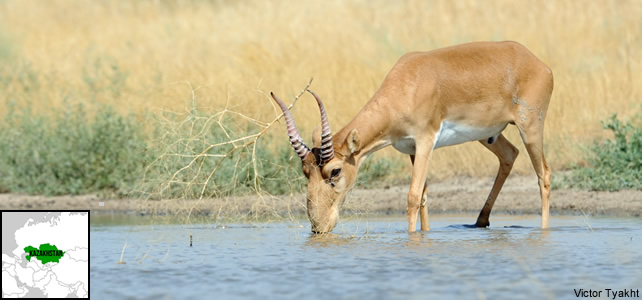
left=1, top=175, right=640, bottom=218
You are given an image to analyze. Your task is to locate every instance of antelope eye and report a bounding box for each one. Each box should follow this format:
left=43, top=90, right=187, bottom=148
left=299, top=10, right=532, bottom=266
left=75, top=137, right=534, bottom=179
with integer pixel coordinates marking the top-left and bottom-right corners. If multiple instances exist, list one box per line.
left=330, top=168, right=342, bottom=178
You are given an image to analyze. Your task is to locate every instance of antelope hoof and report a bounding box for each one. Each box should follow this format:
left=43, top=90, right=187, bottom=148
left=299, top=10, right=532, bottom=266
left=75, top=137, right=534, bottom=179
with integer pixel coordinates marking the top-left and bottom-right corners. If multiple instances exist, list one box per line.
left=474, top=219, right=490, bottom=228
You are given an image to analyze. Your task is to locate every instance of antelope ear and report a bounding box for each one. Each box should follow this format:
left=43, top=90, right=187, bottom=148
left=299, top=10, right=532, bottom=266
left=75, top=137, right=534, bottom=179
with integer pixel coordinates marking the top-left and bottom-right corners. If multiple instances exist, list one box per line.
left=345, top=128, right=361, bottom=154
left=312, top=127, right=322, bottom=147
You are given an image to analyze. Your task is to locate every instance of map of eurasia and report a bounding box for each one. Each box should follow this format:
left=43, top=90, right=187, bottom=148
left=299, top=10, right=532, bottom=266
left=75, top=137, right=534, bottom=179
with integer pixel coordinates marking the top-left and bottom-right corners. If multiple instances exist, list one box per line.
left=2, top=212, right=88, bottom=298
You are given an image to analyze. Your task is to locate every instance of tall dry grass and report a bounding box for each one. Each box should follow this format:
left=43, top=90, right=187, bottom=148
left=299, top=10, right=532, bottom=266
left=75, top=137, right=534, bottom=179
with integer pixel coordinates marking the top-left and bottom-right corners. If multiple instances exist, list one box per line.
left=1, top=0, right=640, bottom=179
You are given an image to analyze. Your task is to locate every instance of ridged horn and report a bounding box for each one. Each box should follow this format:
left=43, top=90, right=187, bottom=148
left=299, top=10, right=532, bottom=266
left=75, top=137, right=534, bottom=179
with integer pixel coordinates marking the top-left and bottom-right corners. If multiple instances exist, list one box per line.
left=307, top=90, right=334, bottom=164
left=271, top=92, right=311, bottom=160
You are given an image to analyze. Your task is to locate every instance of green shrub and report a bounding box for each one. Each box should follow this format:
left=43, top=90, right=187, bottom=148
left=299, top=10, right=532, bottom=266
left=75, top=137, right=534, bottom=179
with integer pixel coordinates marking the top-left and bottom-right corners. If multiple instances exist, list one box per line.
left=357, top=156, right=406, bottom=188
left=557, top=113, right=641, bottom=191
left=0, top=103, right=148, bottom=195
left=0, top=101, right=406, bottom=198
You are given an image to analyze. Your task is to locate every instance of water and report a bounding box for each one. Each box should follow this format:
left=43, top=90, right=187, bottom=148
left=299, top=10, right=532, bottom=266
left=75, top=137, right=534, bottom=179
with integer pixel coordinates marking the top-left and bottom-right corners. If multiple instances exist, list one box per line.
left=90, top=215, right=642, bottom=299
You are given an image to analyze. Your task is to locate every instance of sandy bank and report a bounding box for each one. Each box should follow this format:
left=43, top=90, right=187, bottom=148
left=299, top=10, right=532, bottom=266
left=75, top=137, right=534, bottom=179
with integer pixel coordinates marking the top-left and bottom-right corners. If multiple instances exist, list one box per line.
left=1, top=175, right=639, bottom=219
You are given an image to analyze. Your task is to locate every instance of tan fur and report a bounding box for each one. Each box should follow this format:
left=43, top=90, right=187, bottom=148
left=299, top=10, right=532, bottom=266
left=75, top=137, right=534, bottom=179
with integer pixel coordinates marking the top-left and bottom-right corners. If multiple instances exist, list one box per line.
left=294, top=41, right=553, bottom=233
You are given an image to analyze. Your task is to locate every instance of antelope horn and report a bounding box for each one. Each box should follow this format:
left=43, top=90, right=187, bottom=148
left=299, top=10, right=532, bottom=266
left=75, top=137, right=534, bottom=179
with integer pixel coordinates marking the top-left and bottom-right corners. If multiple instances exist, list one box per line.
left=307, top=90, right=334, bottom=164
left=270, top=92, right=310, bottom=160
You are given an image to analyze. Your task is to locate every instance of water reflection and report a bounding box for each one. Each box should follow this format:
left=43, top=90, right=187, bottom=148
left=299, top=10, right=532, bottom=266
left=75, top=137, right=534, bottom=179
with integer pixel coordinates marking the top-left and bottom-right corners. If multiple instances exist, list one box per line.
left=305, top=232, right=354, bottom=247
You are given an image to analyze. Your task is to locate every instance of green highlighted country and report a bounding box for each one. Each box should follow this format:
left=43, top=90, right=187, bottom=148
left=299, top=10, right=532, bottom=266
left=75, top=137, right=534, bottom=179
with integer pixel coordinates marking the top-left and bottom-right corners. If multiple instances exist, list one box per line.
left=24, top=243, right=65, bottom=264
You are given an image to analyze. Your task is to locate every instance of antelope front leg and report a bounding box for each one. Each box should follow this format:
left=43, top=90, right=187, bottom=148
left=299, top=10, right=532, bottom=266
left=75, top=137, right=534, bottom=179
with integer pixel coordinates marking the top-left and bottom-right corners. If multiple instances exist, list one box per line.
left=407, top=144, right=433, bottom=232
left=410, top=155, right=430, bottom=231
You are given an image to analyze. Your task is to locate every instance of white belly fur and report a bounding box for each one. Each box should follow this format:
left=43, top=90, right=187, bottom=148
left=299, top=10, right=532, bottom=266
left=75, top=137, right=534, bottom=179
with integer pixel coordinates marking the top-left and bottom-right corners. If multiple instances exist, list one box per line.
left=433, top=121, right=507, bottom=149
left=391, top=121, right=507, bottom=154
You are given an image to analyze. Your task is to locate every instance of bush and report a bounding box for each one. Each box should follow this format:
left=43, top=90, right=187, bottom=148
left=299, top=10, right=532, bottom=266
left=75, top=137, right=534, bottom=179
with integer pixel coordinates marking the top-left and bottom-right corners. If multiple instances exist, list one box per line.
left=135, top=108, right=308, bottom=199
left=0, top=103, right=148, bottom=195
left=357, top=156, right=406, bottom=188
left=558, top=113, right=641, bottom=191
left=0, top=101, right=406, bottom=198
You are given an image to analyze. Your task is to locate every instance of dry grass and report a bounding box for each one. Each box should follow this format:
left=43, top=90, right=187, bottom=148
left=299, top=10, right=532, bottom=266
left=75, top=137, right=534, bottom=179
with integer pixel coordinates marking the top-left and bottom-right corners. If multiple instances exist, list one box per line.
left=1, top=0, right=640, bottom=179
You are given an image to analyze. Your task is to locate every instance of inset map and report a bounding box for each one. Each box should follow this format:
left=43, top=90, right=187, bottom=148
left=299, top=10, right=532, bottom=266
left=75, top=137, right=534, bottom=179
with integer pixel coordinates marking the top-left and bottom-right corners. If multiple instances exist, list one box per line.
left=2, top=211, right=89, bottom=298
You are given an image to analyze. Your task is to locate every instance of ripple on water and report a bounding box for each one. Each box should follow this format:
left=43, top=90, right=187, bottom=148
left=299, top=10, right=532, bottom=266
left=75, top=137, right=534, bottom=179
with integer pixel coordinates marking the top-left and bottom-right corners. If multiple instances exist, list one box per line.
left=90, top=215, right=642, bottom=299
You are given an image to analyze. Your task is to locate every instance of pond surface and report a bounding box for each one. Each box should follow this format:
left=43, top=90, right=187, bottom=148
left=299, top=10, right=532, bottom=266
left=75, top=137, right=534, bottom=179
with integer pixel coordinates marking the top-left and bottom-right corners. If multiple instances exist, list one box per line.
left=90, top=215, right=642, bottom=299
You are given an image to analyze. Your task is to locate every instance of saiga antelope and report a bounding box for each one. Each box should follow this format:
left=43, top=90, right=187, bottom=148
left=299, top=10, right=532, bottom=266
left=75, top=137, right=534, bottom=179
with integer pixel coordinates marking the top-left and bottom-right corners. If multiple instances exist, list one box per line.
left=271, top=41, right=553, bottom=233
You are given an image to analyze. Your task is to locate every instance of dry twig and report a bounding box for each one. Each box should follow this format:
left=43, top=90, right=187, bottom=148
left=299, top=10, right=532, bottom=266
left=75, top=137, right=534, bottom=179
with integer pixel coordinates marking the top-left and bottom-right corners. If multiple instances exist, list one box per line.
left=137, top=79, right=313, bottom=223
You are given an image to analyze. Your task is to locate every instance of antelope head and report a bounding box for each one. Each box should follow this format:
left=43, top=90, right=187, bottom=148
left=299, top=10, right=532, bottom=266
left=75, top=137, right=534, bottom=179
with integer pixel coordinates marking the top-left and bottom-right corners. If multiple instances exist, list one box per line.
left=271, top=90, right=361, bottom=234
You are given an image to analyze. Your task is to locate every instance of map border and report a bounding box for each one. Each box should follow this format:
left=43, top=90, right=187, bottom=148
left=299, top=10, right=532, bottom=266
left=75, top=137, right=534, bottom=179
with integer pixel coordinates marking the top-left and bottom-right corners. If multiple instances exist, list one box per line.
left=1, top=209, right=90, bottom=298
